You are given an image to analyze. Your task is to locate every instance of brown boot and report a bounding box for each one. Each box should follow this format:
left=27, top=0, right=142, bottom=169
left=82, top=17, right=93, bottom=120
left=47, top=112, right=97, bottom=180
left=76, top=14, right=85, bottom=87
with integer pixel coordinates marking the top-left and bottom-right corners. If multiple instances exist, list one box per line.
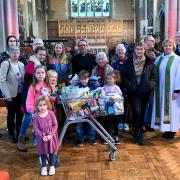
left=17, top=136, right=27, bottom=152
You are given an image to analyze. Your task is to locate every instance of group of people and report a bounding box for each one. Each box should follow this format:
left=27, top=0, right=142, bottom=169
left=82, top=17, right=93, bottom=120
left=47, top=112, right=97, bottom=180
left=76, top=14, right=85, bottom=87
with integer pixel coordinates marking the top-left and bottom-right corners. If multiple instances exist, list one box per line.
left=0, top=33, right=180, bottom=176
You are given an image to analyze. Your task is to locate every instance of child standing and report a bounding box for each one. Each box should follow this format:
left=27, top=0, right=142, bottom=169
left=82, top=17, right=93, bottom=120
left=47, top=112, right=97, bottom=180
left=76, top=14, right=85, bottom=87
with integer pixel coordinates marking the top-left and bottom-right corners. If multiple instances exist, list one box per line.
left=17, top=65, right=50, bottom=151
left=47, top=70, right=58, bottom=111
left=103, top=72, right=122, bottom=144
left=33, top=96, right=58, bottom=176
left=76, top=70, right=97, bottom=146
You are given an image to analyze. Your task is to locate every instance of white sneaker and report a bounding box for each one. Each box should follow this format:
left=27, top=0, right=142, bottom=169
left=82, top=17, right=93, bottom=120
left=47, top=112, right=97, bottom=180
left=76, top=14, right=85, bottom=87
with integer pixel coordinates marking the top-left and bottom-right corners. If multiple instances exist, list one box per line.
left=124, top=123, right=129, bottom=131
left=41, top=167, right=47, bottom=176
left=49, top=166, right=55, bottom=176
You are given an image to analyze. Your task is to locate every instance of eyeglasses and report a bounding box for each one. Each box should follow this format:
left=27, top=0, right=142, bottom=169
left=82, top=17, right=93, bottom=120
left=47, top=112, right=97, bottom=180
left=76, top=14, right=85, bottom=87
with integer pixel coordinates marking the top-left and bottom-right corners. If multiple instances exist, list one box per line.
left=79, top=44, right=87, bottom=47
left=9, top=40, right=16, bottom=42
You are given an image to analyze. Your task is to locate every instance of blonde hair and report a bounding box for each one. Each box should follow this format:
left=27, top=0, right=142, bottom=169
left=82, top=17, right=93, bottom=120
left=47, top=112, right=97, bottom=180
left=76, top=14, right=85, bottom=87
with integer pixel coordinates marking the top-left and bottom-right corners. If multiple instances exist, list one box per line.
left=96, top=52, right=108, bottom=64
left=47, top=70, right=58, bottom=78
left=35, top=95, right=52, bottom=113
left=106, top=71, right=121, bottom=83
left=52, top=43, right=67, bottom=64
left=162, top=39, right=176, bottom=51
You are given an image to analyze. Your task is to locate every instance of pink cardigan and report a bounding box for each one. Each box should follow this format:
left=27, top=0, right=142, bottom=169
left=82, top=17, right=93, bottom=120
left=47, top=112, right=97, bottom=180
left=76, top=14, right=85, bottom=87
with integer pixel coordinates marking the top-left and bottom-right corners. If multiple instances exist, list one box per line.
left=26, top=82, right=48, bottom=113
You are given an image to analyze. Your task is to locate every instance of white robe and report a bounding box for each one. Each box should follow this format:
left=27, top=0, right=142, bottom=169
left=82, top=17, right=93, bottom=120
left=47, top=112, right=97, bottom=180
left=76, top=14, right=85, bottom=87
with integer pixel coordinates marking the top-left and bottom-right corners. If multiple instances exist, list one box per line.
left=151, top=52, right=180, bottom=132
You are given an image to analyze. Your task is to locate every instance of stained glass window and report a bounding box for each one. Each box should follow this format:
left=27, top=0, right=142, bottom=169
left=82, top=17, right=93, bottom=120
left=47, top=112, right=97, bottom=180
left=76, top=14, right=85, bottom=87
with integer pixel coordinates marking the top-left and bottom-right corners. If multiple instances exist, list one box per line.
left=70, top=0, right=110, bottom=17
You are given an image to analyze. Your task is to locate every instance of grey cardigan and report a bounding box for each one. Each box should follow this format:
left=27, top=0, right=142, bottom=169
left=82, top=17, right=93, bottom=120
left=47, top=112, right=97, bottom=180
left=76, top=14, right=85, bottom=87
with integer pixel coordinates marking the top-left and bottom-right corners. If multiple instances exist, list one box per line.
left=0, top=59, right=24, bottom=99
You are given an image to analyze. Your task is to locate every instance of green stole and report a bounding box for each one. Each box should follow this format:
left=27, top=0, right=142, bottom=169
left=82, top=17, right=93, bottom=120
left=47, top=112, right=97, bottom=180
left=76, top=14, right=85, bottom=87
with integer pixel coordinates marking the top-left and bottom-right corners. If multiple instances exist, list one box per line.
left=155, top=55, right=175, bottom=125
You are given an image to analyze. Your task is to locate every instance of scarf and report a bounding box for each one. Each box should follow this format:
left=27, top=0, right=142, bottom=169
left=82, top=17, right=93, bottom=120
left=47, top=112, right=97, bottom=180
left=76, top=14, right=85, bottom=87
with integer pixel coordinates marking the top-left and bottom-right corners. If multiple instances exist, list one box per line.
left=133, top=55, right=146, bottom=83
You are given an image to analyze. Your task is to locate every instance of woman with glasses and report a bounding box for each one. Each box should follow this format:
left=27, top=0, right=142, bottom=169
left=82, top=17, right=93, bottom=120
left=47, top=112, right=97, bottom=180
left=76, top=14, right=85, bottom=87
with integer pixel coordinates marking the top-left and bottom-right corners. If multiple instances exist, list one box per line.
left=0, top=35, right=27, bottom=65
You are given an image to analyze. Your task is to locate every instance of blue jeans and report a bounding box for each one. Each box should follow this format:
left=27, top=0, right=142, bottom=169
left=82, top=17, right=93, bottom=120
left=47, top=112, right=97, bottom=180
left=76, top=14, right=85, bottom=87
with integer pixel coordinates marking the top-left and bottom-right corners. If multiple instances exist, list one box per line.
left=19, top=113, right=32, bottom=136
left=76, top=123, right=95, bottom=141
left=40, top=153, right=55, bottom=167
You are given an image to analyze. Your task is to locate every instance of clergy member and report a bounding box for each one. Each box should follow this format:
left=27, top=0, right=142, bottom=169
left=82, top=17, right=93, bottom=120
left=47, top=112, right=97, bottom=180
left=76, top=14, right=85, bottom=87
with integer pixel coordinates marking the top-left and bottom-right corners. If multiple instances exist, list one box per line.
left=151, top=39, right=180, bottom=139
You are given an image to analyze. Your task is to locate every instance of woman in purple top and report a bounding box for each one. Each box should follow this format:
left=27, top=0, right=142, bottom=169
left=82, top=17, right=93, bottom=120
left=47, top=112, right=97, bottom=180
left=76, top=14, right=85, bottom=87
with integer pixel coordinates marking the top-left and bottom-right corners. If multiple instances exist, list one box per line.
left=33, top=96, right=58, bottom=176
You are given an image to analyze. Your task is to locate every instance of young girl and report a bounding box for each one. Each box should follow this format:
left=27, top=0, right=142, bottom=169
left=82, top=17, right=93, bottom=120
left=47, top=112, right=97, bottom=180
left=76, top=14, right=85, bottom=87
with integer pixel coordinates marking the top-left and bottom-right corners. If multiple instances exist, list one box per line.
left=33, top=96, right=58, bottom=176
left=26, top=65, right=50, bottom=113
left=17, top=65, right=50, bottom=151
left=103, top=72, right=122, bottom=145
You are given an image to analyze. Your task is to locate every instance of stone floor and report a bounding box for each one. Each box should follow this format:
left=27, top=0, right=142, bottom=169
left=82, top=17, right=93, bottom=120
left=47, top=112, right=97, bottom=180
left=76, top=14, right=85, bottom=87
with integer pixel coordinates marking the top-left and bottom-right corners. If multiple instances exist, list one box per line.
left=0, top=108, right=180, bottom=180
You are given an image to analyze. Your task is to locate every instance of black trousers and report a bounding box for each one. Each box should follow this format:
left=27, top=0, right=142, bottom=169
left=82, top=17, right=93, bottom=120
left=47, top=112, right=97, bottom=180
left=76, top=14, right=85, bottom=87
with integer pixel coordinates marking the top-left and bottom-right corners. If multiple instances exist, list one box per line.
left=129, top=95, right=149, bottom=134
left=99, top=116, right=120, bottom=136
left=6, top=93, right=23, bottom=138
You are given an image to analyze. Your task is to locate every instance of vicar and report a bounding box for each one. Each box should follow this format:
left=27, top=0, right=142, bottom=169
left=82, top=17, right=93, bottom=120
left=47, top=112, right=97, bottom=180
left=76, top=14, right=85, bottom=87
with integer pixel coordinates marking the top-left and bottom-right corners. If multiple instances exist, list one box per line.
left=151, top=39, right=180, bottom=139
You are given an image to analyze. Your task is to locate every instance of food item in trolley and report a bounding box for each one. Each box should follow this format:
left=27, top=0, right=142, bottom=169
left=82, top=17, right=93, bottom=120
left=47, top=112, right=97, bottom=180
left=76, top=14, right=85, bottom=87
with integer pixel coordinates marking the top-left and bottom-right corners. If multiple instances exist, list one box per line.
left=88, top=99, right=99, bottom=113
left=91, top=87, right=106, bottom=99
left=114, top=101, right=124, bottom=114
left=107, top=100, right=115, bottom=115
left=98, top=99, right=106, bottom=114
left=106, top=93, right=124, bottom=115
left=68, top=100, right=87, bottom=112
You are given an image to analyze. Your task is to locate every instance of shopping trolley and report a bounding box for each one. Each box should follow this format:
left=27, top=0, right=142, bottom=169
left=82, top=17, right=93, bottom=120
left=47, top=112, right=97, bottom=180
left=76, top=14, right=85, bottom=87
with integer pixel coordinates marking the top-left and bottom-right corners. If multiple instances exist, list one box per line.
left=57, top=93, right=124, bottom=161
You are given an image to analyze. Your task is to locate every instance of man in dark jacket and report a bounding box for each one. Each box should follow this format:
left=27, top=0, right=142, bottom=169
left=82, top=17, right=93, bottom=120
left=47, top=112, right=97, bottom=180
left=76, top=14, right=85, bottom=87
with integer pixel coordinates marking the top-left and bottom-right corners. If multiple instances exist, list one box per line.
left=175, top=31, right=180, bottom=56
left=144, top=36, right=161, bottom=61
left=71, top=39, right=96, bottom=75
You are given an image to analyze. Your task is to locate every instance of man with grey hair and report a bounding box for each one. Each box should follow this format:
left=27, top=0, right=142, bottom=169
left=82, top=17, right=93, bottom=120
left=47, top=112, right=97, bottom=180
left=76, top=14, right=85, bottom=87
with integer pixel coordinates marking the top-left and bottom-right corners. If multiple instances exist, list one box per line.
left=175, top=31, right=180, bottom=56
left=144, top=36, right=161, bottom=61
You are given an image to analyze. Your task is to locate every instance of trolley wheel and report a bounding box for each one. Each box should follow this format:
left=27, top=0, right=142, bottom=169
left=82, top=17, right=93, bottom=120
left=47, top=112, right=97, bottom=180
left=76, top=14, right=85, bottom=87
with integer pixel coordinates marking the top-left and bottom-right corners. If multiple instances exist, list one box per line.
left=109, top=151, right=118, bottom=161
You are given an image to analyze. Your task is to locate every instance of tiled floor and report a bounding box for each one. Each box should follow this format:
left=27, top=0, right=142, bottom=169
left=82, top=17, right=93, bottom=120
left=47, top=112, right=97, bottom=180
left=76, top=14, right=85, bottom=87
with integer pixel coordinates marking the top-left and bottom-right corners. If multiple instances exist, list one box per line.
left=0, top=108, right=179, bottom=180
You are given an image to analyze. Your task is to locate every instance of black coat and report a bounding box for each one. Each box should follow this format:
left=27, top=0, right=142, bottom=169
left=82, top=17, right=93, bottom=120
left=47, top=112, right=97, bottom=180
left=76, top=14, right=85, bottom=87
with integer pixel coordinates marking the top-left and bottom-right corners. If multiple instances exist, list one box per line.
left=122, top=56, right=157, bottom=96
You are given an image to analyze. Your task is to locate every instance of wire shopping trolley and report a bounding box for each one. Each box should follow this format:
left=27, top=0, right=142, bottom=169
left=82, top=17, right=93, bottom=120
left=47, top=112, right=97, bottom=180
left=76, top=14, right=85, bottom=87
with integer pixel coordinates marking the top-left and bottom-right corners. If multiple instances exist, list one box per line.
left=57, top=87, right=124, bottom=161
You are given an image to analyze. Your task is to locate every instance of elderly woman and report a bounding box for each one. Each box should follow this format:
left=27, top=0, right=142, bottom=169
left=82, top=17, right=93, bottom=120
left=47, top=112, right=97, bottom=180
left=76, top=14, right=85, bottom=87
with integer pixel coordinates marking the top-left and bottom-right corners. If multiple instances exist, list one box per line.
left=123, top=42, right=157, bottom=145
left=111, top=43, right=127, bottom=72
left=0, top=46, right=24, bottom=143
left=91, top=52, right=113, bottom=86
left=151, top=39, right=180, bottom=139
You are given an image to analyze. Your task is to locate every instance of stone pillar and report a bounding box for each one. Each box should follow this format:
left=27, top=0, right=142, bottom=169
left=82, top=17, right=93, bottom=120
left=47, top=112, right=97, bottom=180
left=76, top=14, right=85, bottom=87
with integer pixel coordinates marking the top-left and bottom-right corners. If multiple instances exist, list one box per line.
left=177, top=0, right=180, bottom=31
left=5, top=0, right=19, bottom=38
left=0, top=0, right=6, bottom=51
left=167, top=0, right=177, bottom=39
left=135, top=0, right=145, bottom=41
left=32, top=0, right=36, bottom=21
left=24, top=0, right=29, bottom=38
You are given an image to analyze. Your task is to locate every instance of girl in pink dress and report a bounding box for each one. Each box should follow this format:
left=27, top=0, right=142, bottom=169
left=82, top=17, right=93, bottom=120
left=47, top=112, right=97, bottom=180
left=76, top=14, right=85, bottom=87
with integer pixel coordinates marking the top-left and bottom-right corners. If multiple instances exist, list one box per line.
left=33, top=96, right=58, bottom=176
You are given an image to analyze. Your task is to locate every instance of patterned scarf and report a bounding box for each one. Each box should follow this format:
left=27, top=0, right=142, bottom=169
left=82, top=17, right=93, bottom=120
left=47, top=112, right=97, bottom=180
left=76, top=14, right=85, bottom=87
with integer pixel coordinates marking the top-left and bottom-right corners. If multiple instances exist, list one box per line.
left=133, top=55, right=146, bottom=83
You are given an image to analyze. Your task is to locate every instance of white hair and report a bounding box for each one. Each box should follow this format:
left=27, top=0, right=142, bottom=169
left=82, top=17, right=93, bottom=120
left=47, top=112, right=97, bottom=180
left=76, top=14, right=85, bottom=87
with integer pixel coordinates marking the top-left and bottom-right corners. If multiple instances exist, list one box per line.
left=33, top=38, right=44, bottom=46
left=116, top=44, right=126, bottom=54
left=96, top=52, right=108, bottom=63
left=9, top=46, right=20, bottom=54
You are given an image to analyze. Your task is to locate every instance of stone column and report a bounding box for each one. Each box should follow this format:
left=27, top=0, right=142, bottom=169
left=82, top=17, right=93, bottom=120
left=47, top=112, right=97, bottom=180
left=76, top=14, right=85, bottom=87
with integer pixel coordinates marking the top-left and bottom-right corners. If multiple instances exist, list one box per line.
left=5, top=0, right=19, bottom=38
left=167, top=0, right=177, bottom=39
left=177, top=0, right=180, bottom=31
left=135, top=0, right=145, bottom=41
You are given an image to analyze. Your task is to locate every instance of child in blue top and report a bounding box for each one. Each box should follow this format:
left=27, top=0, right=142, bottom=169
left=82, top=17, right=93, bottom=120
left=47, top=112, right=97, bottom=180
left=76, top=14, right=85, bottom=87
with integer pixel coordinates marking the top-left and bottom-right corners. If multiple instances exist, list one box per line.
left=76, top=70, right=97, bottom=147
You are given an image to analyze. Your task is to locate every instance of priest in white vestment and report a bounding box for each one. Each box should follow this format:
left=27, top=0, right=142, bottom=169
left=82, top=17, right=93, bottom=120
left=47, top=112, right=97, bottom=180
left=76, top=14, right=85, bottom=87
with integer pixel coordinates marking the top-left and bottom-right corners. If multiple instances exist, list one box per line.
left=151, top=39, right=180, bottom=139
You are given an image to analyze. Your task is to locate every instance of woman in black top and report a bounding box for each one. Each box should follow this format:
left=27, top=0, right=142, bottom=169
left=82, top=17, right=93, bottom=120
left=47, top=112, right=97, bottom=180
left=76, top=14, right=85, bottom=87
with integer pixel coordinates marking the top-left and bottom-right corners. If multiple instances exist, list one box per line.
left=123, top=42, right=157, bottom=145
